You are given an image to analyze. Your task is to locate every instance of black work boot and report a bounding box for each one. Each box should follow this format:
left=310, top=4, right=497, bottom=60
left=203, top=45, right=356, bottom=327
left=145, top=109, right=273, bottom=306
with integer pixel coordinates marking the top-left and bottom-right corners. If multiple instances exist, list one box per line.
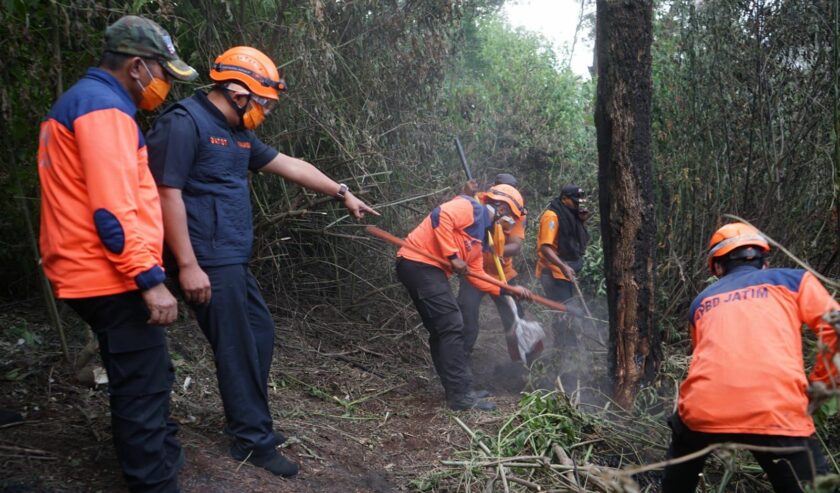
left=470, top=389, right=492, bottom=399
left=448, top=393, right=496, bottom=411
left=230, top=444, right=299, bottom=477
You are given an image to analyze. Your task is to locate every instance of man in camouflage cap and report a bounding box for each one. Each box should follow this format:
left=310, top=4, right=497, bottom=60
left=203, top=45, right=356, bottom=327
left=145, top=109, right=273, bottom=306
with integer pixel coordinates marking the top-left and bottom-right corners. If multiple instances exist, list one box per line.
left=38, top=14, right=195, bottom=493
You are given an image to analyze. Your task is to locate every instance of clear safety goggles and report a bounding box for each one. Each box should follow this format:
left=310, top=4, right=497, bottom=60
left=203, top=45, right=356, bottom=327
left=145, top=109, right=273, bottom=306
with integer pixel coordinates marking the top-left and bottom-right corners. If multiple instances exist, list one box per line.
left=249, top=94, right=277, bottom=114
left=225, top=84, right=277, bottom=114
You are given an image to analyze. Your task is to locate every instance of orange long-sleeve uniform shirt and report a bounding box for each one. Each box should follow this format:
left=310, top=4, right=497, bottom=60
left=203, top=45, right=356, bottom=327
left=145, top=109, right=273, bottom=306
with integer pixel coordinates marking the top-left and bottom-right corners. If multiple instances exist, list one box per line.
left=476, top=191, right=526, bottom=281
left=679, top=266, right=839, bottom=436
left=38, top=68, right=165, bottom=298
left=397, top=195, right=501, bottom=296
left=535, top=208, right=569, bottom=281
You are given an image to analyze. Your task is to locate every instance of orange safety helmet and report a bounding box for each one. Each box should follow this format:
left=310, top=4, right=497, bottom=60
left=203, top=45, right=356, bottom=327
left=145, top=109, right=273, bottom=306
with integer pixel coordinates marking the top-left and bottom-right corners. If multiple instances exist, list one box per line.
left=485, top=184, right=526, bottom=219
left=209, top=46, right=286, bottom=100
left=707, top=222, right=770, bottom=272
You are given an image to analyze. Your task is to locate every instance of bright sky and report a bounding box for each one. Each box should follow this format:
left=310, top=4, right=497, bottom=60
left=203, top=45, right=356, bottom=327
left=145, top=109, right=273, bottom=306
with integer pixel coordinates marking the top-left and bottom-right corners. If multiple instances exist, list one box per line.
left=502, top=0, right=595, bottom=78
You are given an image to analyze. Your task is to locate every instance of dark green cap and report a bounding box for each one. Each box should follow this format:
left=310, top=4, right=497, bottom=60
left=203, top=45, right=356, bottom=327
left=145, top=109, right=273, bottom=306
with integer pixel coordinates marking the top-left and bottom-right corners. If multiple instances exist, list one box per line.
left=105, top=15, right=198, bottom=81
left=494, top=173, right=518, bottom=187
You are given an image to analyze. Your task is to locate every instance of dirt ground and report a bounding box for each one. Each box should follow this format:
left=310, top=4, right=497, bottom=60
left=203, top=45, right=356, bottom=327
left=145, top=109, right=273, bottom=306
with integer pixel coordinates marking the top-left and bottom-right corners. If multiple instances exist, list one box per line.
left=0, top=291, right=600, bottom=493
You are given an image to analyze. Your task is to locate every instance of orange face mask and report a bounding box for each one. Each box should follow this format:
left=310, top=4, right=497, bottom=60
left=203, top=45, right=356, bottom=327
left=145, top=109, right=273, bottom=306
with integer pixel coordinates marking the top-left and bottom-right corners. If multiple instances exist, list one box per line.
left=136, top=60, right=171, bottom=111
left=492, top=222, right=506, bottom=258
left=241, top=102, right=266, bottom=130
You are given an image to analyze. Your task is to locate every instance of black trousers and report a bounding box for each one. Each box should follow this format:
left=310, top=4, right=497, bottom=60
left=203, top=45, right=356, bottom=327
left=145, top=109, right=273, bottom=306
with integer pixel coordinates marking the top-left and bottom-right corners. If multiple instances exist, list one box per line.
left=540, top=272, right=577, bottom=346
left=67, top=291, right=182, bottom=493
left=661, top=413, right=828, bottom=493
left=540, top=272, right=574, bottom=303
left=189, top=264, right=277, bottom=455
left=396, top=258, right=472, bottom=399
left=457, top=276, right=524, bottom=358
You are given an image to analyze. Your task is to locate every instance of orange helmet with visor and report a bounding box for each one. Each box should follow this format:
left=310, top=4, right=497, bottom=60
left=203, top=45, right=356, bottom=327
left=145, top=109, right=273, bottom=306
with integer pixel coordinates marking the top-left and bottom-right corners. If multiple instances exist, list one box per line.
left=210, top=46, right=286, bottom=101
left=485, top=184, right=526, bottom=219
left=707, top=222, right=770, bottom=272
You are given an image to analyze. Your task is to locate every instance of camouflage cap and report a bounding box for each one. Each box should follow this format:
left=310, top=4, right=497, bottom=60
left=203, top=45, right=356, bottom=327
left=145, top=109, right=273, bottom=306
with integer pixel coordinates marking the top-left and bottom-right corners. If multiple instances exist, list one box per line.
left=105, top=15, right=198, bottom=81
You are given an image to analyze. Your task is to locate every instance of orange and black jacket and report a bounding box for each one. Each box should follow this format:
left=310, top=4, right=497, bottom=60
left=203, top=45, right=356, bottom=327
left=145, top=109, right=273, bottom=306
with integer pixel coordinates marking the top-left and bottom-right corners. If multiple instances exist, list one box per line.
left=679, top=266, right=839, bottom=436
left=38, top=68, right=165, bottom=298
left=398, top=195, right=502, bottom=296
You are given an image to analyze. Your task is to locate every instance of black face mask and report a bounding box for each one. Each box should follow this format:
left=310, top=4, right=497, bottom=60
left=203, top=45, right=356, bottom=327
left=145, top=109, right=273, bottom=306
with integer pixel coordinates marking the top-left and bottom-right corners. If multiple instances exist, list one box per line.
left=564, top=196, right=583, bottom=210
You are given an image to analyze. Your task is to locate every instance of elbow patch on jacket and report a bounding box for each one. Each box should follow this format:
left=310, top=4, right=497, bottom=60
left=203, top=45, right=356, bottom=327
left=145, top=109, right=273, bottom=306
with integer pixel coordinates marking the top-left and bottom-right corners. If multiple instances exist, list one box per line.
left=136, top=265, right=166, bottom=290
left=430, top=207, right=441, bottom=228
left=93, top=208, right=125, bottom=254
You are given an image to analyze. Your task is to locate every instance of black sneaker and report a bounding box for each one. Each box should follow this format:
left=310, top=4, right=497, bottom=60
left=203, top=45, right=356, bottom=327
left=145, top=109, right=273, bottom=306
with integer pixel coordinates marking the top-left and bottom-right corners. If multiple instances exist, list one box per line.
left=230, top=446, right=299, bottom=477
left=471, top=389, right=492, bottom=399
left=447, top=394, right=496, bottom=411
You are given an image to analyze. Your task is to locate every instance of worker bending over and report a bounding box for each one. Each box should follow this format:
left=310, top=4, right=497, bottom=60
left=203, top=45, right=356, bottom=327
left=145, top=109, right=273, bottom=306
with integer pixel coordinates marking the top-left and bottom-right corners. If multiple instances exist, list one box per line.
left=396, top=192, right=531, bottom=411
left=662, top=222, right=838, bottom=493
left=457, top=174, right=530, bottom=365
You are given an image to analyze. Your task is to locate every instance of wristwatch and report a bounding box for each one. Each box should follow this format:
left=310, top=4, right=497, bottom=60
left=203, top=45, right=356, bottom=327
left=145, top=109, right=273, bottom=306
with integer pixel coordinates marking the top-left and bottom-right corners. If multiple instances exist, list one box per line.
left=335, top=183, right=348, bottom=201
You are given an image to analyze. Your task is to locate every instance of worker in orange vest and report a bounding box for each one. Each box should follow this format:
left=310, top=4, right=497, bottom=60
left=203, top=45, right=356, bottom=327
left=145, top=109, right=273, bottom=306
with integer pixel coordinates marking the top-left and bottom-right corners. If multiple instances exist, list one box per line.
left=662, top=222, right=839, bottom=492
left=535, top=184, right=591, bottom=348
left=396, top=192, right=532, bottom=411
left=457, top=175, right=530, bottom=367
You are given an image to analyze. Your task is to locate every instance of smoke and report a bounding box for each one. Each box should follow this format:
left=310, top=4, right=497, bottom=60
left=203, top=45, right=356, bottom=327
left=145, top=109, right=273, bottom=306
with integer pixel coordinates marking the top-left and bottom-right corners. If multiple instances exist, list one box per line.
left=470, top=294, right=610, bottom=407
left=532, top=293, right=611, bottom=408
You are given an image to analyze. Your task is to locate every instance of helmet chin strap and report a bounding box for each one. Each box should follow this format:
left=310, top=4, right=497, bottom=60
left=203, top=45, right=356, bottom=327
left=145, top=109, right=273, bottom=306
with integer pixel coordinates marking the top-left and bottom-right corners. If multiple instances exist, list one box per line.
left=221, top=86, right=250, bottom=121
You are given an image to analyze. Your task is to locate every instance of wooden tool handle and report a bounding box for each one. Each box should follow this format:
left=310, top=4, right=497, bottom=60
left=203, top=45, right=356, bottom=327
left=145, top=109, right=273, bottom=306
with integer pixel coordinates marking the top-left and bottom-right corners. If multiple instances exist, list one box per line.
left=365, top=225, right=567, bottom=312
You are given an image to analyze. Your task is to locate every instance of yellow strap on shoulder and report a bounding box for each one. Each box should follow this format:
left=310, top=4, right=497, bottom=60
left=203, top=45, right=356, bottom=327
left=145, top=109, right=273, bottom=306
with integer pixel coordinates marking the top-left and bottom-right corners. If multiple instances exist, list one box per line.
left=472, top=189, right=507, bottom=283
left=486, top=231, right=507, bottom=283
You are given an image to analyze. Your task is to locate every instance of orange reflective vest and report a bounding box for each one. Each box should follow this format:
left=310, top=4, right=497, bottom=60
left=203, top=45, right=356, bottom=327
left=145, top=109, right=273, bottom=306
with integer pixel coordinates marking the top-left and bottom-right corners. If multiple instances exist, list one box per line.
left=38, top=68, right=165, bottom=298
left=679, top=267, right=839, bottom=436
left=476, top=191, right=526, bottom=281
left=398, top=195, right=501, bottom=296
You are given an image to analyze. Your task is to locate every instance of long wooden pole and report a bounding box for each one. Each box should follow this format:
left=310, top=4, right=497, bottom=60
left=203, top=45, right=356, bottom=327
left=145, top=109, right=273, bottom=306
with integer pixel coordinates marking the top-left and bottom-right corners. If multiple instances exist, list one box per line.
left=365, top=225, right=568, bottom=313
left=453, top=136, right=509, bottom=283
left=16, top=191, right=68, bottom=361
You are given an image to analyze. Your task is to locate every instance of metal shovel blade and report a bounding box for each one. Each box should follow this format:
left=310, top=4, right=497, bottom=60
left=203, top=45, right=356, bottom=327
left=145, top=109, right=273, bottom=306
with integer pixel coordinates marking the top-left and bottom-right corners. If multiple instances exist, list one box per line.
left=501, top=295, right=546, bottom=362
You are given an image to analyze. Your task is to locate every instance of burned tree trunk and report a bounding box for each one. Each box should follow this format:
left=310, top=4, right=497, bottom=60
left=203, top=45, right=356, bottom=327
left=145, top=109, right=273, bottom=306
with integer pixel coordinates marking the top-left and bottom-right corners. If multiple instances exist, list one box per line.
left=594, top=0, right=660, bottom=408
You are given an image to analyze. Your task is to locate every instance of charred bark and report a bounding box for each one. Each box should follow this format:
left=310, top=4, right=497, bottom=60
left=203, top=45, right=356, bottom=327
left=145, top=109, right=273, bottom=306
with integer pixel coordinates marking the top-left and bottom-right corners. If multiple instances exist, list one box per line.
left=594, top=0, right=660, bottom=408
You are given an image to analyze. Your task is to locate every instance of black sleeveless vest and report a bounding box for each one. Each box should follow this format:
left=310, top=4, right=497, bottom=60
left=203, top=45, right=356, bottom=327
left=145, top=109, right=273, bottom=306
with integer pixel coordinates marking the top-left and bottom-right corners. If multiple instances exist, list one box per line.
left=162, top=95, right=255, bottom=266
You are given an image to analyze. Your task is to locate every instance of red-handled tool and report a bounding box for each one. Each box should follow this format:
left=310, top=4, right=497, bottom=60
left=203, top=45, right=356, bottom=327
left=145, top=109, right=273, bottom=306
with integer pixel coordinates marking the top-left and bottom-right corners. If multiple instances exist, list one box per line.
left=366, top=225, right=568, bottom=313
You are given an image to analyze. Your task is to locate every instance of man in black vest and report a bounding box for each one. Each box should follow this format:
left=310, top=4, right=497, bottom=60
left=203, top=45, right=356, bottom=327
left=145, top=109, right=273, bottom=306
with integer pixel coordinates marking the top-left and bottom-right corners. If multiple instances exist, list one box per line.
left=147, top=46, right=376, bottom=477
left=535, top=185, right=590, bottom=347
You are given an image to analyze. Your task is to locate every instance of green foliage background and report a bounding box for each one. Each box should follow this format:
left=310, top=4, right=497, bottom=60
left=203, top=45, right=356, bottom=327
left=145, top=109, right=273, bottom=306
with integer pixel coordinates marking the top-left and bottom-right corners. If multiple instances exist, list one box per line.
left=652, top=0, right=840, bottom=325
left=1, top=1, right=839, bottom=490
left=0, top=0, right=596, bottom=308
left=1, top=0, right=836, bottom=354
